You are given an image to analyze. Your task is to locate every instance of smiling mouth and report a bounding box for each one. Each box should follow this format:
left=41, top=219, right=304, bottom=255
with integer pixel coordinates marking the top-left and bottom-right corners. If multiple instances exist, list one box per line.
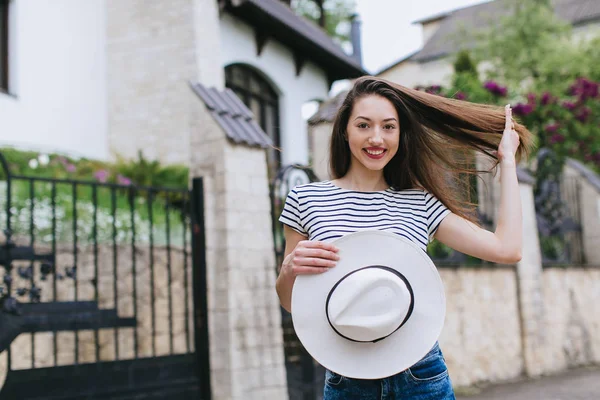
left=363, top=149, right=387, bottom=159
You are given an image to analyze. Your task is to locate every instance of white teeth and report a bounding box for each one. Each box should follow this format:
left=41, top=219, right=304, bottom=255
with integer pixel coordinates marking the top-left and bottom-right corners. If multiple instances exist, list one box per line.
left=365, top=149, right=385, bottom=155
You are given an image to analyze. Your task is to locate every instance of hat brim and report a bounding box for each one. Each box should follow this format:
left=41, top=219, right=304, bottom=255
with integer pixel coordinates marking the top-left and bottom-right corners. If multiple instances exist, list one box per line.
left=291, top=230, right=446, bottom=380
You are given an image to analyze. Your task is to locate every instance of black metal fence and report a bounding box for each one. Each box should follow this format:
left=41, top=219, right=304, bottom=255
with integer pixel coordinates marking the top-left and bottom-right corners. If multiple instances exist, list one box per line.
left=270, top=165, right=324, bottom=400
left=0, top=153, right=211, bottom=399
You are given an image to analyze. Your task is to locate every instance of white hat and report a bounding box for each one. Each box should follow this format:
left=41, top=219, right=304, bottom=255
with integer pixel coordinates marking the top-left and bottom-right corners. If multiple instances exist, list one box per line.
left=291, top=230, right=446, bottom=380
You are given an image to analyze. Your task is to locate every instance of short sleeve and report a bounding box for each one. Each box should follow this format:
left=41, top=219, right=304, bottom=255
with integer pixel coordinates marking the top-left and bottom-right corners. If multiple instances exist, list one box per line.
left=278, top=189, right=307, bottom=236
left=424, top=191, right=451, bottom=242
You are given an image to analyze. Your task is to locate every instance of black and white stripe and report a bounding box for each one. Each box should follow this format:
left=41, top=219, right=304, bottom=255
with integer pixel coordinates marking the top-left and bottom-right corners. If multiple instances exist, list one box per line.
left=279, top=181, right=450, bottom=250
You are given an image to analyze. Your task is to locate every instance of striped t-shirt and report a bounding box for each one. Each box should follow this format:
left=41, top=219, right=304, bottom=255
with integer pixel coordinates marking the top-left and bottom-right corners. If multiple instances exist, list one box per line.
left=278, top=181, right=451, bottom=251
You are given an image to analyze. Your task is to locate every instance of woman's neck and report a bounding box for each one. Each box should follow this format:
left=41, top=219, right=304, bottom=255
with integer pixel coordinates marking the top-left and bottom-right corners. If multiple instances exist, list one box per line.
left=334, top=164, right=388, bottom=192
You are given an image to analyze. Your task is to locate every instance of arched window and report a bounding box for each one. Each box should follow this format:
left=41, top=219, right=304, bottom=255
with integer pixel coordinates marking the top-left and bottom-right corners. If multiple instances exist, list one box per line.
left=225, top=64, right=280, bottom=177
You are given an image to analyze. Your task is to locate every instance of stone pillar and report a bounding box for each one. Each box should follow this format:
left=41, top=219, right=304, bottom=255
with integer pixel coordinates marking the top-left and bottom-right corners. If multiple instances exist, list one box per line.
left=578, top=180, right=600, bottom=265
left=564, top=161, right=600, bottom=265
left=476, top=155, right=546, bottom=377
left=189, top=98, right=288, bottom=400
left=0, top=350, right=6, bottom=391
left=515, top=179, right=546, bottom=377
left=308, top=122, right=333, bottom=181
left=190, top=2, right=288, bottom=394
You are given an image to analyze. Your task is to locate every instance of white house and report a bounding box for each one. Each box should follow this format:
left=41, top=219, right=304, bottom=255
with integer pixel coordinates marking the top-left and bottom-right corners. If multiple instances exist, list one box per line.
left=0, top=0, right=364, bottom=171
left=377, top=0, right=600, bottom=89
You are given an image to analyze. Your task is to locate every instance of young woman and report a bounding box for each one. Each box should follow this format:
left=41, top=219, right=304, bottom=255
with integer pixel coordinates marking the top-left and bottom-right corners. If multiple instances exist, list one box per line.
left=276, top=76, right=534, bottom=399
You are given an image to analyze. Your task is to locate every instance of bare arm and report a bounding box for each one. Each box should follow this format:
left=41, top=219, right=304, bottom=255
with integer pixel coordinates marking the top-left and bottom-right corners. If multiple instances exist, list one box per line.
left=275, top=225, right=339, bottom=312
left=434, top=105, right=523, bottom=264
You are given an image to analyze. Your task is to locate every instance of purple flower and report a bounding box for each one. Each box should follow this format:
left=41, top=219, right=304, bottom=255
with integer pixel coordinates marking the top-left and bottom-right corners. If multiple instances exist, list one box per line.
left=541, top=92, right=555, bottom=105
left=425, top=85, right=442, bottom=95
left=483, top=81, right=508, bottom=97
left=544, top=123, right=559, bottom=133
left=562, top=101, right=576, bottom=111
left=455, top=91, right=467, bottom=100
left=117, top=174, right=132, bottom=185
left=526, top=93, right=537, bottom=104
left=65, top=163, right=76, bottom=173
left=549, top=134, right=565, bottom=144
left=575, top=106, right=591, bottom=122
left=483, top=81, right=498, bottom=91
left=512, top=103, right=534, bottom=116
left=568, top=77, right=599, bottom=100
left=94, top=169, right=109, bottom=183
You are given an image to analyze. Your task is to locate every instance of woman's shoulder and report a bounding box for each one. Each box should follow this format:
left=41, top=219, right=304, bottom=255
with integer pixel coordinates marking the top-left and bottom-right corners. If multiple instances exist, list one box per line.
left=291, top=180, right=337, bottom=193
left=388, top=186, right=427, bottom=196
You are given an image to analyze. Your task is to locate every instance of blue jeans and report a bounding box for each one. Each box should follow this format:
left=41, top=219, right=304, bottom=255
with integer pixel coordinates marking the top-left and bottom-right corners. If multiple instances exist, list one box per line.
left=323, top=342, right=455, bottom=399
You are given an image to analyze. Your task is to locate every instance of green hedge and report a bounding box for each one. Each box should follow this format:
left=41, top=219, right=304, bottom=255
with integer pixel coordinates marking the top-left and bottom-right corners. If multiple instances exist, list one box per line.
left=0, top=147, right=189, bottom=188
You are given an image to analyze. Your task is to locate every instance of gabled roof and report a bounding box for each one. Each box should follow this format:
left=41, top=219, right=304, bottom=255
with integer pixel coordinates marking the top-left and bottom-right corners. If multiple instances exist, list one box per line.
left=378, top=0, right=600, bottom=71
left=190, top=82, right=273, bottom=149
left=222, top=0, right=366, bottom=82
left=307, top=90, right=348, bottom=125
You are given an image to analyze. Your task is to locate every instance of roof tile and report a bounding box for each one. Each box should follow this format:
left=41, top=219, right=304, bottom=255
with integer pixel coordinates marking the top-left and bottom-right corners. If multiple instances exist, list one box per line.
left=190, top=82, right=273, bottom=149
left=410, top=0, right=600, bottom=63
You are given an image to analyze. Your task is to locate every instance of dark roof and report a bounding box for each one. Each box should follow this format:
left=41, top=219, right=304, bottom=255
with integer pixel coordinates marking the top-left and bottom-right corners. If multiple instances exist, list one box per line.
left=377, top=50, right=421, bottom=76
left=379, top=0, right=600, bottom=70
left=189, top=82, right=273, bottom=149
left=307, top=90, right=348, bottom=125
left=412, top=11, right=452, bottom=25
left=223, top=0, right=366, bottom=82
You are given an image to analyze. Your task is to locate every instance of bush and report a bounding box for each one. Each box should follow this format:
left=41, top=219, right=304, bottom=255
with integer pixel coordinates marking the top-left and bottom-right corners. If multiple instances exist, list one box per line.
left=0, top=148, right=189, bottom=188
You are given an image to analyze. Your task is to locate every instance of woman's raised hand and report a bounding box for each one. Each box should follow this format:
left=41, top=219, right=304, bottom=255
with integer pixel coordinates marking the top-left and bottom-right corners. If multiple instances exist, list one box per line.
left=282, top=240, right=339, bottom=276
left=498, top=104, right=520, bottom=165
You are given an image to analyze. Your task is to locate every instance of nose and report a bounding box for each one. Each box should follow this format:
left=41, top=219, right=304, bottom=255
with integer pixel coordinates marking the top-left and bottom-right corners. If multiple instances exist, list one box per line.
left=368, top=128, right=384, bottom=145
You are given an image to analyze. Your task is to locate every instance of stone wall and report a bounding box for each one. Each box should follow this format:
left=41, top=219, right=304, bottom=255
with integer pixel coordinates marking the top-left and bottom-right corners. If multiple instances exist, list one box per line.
left=106, top=0, right=198, bottom=165
left=540, top=268, right=600, bottom=372
left=5, top=242, right=193, bottom=370
left=438, top=267, right=523, bottom=387
left=425, top=264, right=600, bottom=389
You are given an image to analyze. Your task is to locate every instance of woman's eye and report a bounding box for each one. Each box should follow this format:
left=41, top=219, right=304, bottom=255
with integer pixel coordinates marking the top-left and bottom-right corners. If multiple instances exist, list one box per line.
left=384, top=125, right=396, bottom=130
left=358, top=123, right=369, bottom=129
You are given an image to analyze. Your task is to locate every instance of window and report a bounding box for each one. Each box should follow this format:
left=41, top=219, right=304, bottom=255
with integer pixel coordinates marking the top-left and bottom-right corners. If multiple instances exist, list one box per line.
left=0, top=0, right=9, bottom=92
left=225, top=64, right=281, bottom=177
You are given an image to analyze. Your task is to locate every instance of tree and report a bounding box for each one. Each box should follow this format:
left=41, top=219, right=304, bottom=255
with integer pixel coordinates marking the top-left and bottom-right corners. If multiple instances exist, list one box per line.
left=291, top=0, right=356, bottom=47
left=471, top=0, right=572, bottom=89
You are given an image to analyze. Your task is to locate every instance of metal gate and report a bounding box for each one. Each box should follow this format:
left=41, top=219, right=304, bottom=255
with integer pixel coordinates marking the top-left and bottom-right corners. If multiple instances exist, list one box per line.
left=0, top=153, right=211, bottom=399
left=270, top=165, right=324, bottom=400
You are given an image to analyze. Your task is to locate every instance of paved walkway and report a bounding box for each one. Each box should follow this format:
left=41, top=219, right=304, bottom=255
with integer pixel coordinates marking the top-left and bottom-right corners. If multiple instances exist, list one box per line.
left=457, top=366, right=600, bottom=400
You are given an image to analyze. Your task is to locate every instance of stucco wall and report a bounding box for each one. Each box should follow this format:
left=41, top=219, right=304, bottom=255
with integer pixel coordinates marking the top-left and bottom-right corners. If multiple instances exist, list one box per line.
left=0, top=0, right=108, bottom=159
left=219, top=13, right=331, bottom=167
left=377, top=58, right=455, bottom=89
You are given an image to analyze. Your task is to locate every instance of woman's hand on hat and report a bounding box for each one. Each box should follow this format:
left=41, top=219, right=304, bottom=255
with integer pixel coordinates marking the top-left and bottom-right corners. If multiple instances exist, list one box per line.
left=497, top=104, right=520, bottom=166
left=282, top=240, right=340, bottom=277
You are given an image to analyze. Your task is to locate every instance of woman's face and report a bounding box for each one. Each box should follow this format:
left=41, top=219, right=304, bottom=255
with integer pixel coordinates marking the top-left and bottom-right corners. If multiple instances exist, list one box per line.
left=346, top=95, right=400, bottom=172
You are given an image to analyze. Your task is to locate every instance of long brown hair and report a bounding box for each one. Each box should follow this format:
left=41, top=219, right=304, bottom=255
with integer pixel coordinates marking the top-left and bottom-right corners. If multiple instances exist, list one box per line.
left=329, top=76, right=535, bottom=223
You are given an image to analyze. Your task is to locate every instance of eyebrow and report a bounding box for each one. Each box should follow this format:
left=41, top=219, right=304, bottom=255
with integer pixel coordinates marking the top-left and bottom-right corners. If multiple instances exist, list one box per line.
left=354, top=116, right=398, bottom=122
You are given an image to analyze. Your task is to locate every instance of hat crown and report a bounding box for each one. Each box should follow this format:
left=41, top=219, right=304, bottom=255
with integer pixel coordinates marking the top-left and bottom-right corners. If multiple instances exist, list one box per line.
left=327, top=267, right=412, bottom=343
